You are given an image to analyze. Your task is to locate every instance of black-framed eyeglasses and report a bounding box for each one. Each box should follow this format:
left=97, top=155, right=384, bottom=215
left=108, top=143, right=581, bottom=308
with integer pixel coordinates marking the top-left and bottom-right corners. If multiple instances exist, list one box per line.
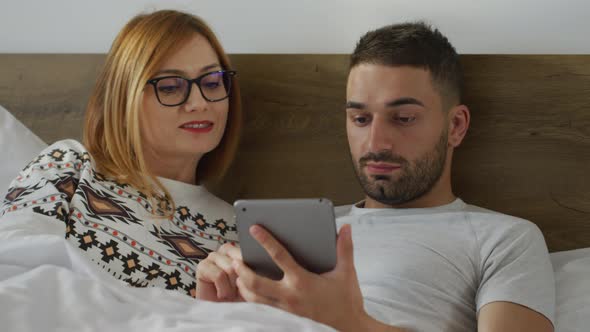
left=147, top=70, right=236, bottom=106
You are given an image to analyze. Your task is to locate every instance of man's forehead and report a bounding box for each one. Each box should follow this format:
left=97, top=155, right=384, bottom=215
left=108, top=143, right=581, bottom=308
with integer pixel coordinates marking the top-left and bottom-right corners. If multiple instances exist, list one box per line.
left=348, top=64, right=432, bottom=84
left=347, top=64, right=437, bottom=101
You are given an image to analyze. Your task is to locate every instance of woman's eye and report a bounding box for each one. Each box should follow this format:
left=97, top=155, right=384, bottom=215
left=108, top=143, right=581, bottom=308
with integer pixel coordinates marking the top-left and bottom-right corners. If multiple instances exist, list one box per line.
left=203, top=82, right=221, bottom=89
left=158, top=85, right=181, bottom=94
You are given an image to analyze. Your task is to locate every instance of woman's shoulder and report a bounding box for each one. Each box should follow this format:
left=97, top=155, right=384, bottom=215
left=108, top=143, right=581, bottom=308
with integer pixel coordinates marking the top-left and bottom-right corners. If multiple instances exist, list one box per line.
left=38, top=139, right=92, bottom=162
left=2, top=139, right=97, bottom=215
left=23, top=139, right=95, bottom=173
left=199, top=190, right=233, bottom=214
left=164, top=180, right=232, bottom=212
left=162, top=179, right=234, bottom=222
left=188, top=189, right=236, bottom=237
left=10, top=139, right=95, bottom=190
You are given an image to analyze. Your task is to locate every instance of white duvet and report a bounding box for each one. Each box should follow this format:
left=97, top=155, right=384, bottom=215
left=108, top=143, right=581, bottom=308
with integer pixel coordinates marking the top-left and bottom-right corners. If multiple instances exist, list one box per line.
left=1, top=210, right=589, bottom=332
left=0, top=213, right=334, bottom=332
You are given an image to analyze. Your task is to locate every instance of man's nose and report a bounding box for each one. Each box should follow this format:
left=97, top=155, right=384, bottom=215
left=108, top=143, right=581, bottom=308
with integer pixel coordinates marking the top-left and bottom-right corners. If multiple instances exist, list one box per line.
left=367, top=118, right=394, bottom=152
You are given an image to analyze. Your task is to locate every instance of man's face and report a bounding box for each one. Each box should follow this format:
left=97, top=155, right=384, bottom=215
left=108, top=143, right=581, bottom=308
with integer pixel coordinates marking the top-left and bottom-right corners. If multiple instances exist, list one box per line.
left=346, top=64, right=450, bottom=206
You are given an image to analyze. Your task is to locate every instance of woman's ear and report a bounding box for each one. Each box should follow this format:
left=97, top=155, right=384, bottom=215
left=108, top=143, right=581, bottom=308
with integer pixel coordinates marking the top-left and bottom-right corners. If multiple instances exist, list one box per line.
left=447, top=105, right=470, bottom=148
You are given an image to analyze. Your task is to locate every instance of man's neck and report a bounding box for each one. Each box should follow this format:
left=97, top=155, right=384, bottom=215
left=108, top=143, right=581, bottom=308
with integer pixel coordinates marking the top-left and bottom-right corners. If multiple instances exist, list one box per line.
left=363, top=192, right=456, bottom=209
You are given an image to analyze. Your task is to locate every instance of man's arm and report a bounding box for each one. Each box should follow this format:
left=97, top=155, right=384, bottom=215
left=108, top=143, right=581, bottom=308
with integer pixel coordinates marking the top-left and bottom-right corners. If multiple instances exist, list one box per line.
left=475, top=219, right=555, bottom=332
left=478, top=301, right=554, bottom=332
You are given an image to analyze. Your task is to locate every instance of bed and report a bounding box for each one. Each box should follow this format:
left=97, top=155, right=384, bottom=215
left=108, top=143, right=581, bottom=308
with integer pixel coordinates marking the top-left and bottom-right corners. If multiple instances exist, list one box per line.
left=1, top=54, right=589, bottom=331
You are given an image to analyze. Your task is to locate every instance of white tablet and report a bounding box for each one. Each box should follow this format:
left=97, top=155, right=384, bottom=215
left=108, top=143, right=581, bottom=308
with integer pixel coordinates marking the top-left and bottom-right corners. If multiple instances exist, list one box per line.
left=234, top=198, right=337, bottom=280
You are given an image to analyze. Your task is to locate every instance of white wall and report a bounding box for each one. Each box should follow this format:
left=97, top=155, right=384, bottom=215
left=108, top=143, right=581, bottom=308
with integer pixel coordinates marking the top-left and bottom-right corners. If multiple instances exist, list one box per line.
left=0, top=0, right=588, bottom=54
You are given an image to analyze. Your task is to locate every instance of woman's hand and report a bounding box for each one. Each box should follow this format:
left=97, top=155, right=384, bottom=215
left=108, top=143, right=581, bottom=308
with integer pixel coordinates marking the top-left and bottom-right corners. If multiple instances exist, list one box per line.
left=195, top=243, right=244, bottom=302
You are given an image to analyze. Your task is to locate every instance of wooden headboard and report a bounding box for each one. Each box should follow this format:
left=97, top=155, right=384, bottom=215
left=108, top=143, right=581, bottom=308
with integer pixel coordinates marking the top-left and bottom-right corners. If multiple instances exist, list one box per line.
left=1, top=54, right=589, bottom=252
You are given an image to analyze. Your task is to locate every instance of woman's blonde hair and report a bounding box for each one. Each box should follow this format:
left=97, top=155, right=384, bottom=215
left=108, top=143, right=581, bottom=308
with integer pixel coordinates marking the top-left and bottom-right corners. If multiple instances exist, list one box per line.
left=83, top=10, right=241, bottom=215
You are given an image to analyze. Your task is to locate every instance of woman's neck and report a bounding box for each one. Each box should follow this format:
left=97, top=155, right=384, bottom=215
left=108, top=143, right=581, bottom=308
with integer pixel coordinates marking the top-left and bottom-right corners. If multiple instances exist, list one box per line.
left=142, top=148, right=202, bottom=185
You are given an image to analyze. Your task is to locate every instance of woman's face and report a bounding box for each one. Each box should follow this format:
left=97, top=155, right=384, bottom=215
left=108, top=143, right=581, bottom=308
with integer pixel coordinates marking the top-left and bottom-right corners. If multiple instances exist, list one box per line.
left=140, top=33, right=229, bottom=165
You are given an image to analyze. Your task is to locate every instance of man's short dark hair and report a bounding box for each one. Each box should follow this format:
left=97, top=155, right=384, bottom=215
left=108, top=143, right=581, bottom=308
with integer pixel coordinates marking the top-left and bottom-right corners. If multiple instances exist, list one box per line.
left=350, top=22, right=463, bottom=107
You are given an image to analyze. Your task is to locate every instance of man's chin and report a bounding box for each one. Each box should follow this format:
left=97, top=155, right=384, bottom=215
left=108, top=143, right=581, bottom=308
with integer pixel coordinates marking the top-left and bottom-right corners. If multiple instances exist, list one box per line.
left=363, top=171, right=398, bottom=183
left=371, top=175, right=392, bottom=182
left=365, top=192, right=407, bottom=206
left=361, top=178, right=411, bottom=206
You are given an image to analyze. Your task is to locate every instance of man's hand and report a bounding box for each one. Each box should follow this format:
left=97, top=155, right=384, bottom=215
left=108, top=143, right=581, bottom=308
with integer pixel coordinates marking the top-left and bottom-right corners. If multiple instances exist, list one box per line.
left=195, top=243, right=244, bottom=302
left=233, top=224, right=403, bottom=332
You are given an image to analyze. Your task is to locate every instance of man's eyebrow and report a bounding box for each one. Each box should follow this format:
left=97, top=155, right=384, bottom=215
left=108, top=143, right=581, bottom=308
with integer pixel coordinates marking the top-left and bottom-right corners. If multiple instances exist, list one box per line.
left=386, top=97, right=425, bottom=108
left=346, top=98, right=425, bottom=110
left=345, top=101, right=365, bottom=109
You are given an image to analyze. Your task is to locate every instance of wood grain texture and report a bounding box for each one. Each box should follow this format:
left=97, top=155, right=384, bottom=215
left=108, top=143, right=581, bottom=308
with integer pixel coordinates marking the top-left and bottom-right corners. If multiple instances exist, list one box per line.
left=1, top=54, right=589, bottom=251
left=0, top=54, right=103, bottom=143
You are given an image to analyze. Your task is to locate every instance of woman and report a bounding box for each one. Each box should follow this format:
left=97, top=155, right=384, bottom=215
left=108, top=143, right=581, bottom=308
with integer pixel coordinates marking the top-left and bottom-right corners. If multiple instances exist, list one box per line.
left=0, top=10, right=241, bottom=298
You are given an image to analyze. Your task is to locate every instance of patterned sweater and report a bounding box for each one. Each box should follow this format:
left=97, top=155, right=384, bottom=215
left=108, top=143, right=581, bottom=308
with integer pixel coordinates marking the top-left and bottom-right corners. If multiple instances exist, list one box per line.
left=1, top=139, right=237, bottom=297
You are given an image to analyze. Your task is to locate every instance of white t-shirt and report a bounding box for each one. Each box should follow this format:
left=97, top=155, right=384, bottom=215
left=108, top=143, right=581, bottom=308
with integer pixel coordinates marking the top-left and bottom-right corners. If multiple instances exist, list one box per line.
left=335, top=199, right=555, bottom=332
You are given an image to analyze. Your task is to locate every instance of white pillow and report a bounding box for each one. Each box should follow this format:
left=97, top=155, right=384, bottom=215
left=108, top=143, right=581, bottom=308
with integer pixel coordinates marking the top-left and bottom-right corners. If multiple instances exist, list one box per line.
left=551, top=248, right=590, bottom=332
left=0, top=105, right=47, bottom=193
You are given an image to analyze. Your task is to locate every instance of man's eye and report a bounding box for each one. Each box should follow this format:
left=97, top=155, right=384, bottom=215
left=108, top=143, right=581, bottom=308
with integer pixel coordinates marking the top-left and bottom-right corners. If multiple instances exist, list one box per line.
left=353, top=116, right=369, bottom=125
left=395, top=116, right=416, bottom=124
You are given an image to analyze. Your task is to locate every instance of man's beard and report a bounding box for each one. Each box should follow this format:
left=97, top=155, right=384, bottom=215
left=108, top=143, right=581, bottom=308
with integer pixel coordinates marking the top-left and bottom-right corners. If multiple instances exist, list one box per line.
left=353, top=131, right=448, bottom=206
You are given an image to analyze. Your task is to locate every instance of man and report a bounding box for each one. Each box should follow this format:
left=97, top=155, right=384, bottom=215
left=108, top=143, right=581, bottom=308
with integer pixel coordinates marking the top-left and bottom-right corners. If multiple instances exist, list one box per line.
left=196, top=22, right=555, bottom=332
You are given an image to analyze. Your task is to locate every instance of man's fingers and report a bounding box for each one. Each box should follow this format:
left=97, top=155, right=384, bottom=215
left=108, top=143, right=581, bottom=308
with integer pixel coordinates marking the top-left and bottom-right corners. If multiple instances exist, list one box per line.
left=236, top=277, right=276, bottom=307
left=233, top=259, right=280, bottom=299
left=250, top=225, right=302, bottom=275
left=336, top=224, right=355, bottom=272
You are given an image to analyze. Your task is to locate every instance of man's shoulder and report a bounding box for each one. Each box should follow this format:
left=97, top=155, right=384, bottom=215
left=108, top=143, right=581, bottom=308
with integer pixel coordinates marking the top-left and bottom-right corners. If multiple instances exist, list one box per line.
left=462, top=202, right=539, bottom=231
left=460, top=202, right=497, bottom=214
left=334, top=200, right=541, bottom=234
left=462, top=203, right=545, bottom=252
left=334, top=204, right=354, bottom=218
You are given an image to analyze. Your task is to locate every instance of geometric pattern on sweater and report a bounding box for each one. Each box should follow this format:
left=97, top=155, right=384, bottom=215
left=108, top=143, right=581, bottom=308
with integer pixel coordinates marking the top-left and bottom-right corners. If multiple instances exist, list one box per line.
left=1, top=140, right=238, bottom=298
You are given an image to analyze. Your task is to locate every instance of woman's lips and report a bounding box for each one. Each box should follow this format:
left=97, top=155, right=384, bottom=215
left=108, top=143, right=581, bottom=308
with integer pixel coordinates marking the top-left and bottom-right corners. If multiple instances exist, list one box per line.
left=179, top=121, right=214, bottom=133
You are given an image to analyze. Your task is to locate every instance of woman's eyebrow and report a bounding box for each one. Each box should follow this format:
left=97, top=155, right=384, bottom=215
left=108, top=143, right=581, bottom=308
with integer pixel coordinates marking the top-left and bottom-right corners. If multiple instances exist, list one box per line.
left=200, top=63, right=221, bottom=72
left=153, top=69, right=186, bottom=76
left=153, top=63, right=221, bottom=77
